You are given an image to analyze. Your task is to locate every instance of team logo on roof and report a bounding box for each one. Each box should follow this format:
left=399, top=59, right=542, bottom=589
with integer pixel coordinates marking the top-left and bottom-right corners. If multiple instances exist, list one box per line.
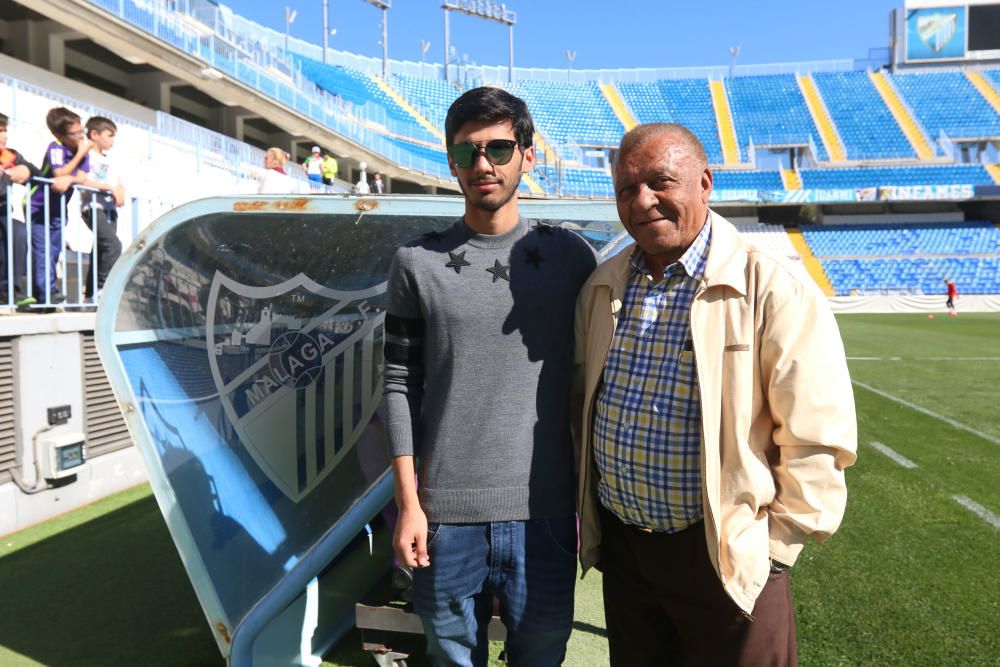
left=206, top=271, right=386, bottom=502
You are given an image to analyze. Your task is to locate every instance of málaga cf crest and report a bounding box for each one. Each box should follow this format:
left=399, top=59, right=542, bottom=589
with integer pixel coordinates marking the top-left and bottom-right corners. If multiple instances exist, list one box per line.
left=206, top=272, right=386, bottom=502
left=917, top=12, right=957, bottom=53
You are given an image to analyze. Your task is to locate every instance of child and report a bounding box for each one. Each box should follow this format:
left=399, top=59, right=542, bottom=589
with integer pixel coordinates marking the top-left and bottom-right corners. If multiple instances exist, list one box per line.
left=80, top=116, right=124, bottom=300
left=303, top=146, right=324, bottom=183
left=28, top=107, right=90, bottom=304
left=0, top=111, right=39, bottom=307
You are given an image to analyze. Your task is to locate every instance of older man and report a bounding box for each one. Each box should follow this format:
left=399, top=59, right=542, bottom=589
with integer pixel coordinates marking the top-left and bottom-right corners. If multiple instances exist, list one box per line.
left=573, top=123, right=857, bottom=665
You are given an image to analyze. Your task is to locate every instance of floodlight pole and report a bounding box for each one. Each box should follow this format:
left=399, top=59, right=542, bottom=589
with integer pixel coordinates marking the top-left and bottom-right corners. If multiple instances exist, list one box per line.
left=444, top=9, right=450, bottom=81
left=284, top=6, right=297, bottom=54
left=508, top=22, right=514, bottom=81
left=364, top=0, right=391, bottom=78
left=442, top=2, right=517, bottom=83
left=323, top=0, right=329, bottom=63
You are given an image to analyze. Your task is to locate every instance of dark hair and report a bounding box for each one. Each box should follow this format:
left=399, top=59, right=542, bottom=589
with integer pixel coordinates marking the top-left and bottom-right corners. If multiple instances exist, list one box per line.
left=86, top=116, right=117, bottom=136
left=46, top=107, right=82, bottom=136
left=0, top=112, right=8, bottom=129
left=444, top=86, right=534, bottom=148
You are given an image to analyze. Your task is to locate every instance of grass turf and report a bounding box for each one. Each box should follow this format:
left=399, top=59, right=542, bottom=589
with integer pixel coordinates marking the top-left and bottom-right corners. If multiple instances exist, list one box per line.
left=1, top=313, right=997, bottom=665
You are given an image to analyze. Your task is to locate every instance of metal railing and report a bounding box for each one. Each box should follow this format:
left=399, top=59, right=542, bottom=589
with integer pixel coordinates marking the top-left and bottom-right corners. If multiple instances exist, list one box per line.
left=3, top=179, right=112, bottom=309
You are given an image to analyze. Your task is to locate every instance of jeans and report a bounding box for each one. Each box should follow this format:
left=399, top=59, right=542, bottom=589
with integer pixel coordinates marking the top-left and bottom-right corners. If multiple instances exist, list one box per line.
left=412, top=517, right=577, bottom=667
left=29, top=211, right=63, bottom=300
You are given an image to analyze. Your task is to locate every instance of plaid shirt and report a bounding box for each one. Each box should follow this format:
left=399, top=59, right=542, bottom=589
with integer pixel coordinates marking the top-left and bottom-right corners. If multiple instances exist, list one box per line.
left=593, top=220, right=711, bottom=532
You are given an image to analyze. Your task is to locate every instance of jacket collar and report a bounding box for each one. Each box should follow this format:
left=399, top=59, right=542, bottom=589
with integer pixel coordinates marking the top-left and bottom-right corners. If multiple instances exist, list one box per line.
left=595, top=209, right=748, bottom=297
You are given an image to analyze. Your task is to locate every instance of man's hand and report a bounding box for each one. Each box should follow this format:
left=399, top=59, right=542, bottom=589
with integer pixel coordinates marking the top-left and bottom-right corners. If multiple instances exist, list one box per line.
left=394, top=504, right=430, bottom=569
left=75, top=138, right=91, bottom=157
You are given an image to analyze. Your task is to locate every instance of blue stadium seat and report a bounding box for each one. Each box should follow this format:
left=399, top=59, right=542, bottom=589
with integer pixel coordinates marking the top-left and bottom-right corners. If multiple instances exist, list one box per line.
left=294, top=56, right=439, bottom=144
left=390, top=74, right=461, bottom=135
left=714, top=170, right=784, bottom=191
left=821, top=257, right=1000, bottom=295
left=799, top=164, right=991, bottom=189
left=891, top=71, right=1000, bottom=141
left=802, top=222, right=1000, bottom=295
left=504, top=80, right=623, bottom=151
left=812, top=72, right=916, bottom=160
left=617, top=79, right=725, bottom=164
left=726, top=74, right=827, bottom=161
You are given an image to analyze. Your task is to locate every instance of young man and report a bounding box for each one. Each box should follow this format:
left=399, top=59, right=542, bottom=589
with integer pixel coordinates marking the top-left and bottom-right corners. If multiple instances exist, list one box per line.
left=383, top=87, right=597, bottom=666
left=28, top=107, right=90, bottom=304
left=573, top=123, right=857, bottom=666
left=80, top=116, right=125, bottom=300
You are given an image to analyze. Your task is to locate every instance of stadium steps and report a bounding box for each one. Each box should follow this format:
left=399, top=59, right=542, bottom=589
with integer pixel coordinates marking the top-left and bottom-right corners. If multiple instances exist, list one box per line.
left=797, top=74, right=846, bottom=162
left=533, top=132, right=558, bottom=165
left=965, top=71, right=1000, bottom=115
left=598, top=82, right=637, bottom=131
left=785, top=227, right=835, bottom=296
left=868, top=71, right=935, bottom=160
left=986, top=163, right=1000, bottom=185
left=709, top=79, right=741, bottom=165
left=781, top=169, right=802, bottom=190
left=370, top=74, right=446, bottom=143
left=521, top=173, right=545, bottom=195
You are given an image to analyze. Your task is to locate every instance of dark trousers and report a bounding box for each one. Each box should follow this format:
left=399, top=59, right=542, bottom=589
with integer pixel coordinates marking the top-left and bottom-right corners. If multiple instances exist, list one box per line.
left=600, top=508, right=797, bottom=666
left=82, top=207, right=122, bottom=297
left=29, top=211, right=63, bottom=300
left=0, top=215, right=28, bottom=302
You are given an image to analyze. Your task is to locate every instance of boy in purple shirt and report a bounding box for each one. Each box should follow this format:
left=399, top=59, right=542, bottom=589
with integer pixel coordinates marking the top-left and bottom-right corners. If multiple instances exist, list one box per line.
left=28, top=107, right=89, bottom=304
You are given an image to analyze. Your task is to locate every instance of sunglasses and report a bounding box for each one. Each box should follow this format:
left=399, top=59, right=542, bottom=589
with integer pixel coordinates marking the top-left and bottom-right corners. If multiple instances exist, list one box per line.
left=447, top=139, right=519, bottom=168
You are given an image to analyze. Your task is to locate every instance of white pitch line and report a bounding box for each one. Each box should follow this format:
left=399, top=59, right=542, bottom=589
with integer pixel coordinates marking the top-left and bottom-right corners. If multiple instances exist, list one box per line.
left=852, top=380, right=1000, bottom=447
left=952, top=495, right=1000, bottom=530
left=868, top=441, right=918, bottom=468
left=848, top=356, right=1000, bottom=361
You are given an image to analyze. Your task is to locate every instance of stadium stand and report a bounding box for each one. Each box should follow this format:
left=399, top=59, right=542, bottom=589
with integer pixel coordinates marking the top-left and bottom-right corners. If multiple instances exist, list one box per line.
left=390, top=74, right=462, bottom=135
left=984, top=69, right=1000, bottom=98
left=891, top=71, right=1000, bottom=141
left=726, top=74, right=827, bottom=161
left=0, top=68, right=328, bottom=307
left=812, top=71, right=916, bottom=161
left=799, top=164, right=992, bottom=189
left=616, top=79, right=726, bottom=165
left=293, top=56, right=440, bottom=145
left=801, top=221, right=1000, bottom=257
left=822, top=257, right=1000, bottom=295
left=802, top=222, right=1000, bottom=295
left=714, top=170, right=784, bottom=191
left=505, top=80, right=623, bottom=152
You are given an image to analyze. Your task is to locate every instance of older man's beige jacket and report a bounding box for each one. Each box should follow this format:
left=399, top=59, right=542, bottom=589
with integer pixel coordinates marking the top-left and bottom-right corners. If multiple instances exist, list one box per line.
left=572, top=210, right=858, bottom=614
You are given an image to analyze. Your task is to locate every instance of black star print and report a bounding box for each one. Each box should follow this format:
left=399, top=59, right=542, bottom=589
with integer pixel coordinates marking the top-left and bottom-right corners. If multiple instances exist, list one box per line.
left=422, top=230, right=445, bottom=243
left=534, top=223, right=554, bottom=235
left=523, top=246, right=545, bottom=269
left=485, top=259, right=511, bottom=282
left=445, top=250, right=471, bottom=274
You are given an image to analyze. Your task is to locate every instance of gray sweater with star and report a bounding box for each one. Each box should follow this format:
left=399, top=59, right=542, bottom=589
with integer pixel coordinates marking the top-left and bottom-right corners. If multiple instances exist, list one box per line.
left=382, top=217, right=598, bottom=523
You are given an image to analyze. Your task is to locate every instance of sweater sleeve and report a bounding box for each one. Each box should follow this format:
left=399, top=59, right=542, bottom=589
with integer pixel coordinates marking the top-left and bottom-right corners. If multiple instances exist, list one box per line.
left=381, top=246, right=425, bottom=458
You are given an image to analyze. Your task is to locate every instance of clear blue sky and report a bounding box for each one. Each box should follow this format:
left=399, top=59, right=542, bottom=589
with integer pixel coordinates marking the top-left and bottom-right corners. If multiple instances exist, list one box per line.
left=223, top=0, right=903, bottom=70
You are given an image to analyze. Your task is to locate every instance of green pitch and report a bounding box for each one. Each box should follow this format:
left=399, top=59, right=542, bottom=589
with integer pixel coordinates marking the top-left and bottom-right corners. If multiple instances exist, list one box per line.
left=1, top=313, right=997, bottom=665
